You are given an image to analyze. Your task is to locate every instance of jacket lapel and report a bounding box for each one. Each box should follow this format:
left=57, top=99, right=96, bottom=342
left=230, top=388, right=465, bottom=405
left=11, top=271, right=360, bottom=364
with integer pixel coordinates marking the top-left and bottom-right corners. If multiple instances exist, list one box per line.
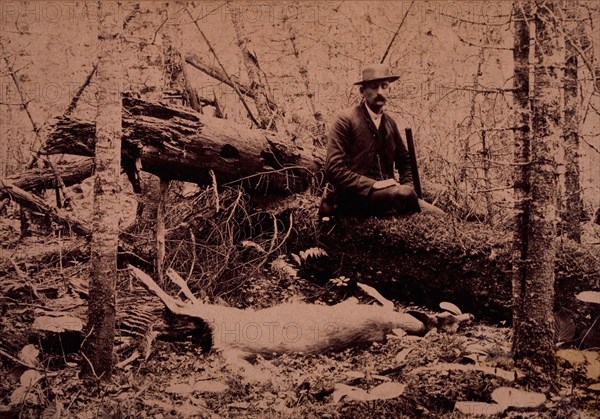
left=360, top=103, right=379, bottom=135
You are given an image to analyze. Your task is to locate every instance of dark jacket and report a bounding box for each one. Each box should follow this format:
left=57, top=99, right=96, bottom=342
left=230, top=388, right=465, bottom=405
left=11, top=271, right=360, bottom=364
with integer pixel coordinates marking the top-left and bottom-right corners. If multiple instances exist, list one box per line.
left=320, top=103, right=414, bottom=215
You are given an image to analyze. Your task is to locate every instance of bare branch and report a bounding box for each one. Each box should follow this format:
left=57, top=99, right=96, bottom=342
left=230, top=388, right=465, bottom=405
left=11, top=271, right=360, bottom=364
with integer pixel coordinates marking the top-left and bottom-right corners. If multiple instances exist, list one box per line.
left=433, top=10, right=511, bottom=26
left=581, top=135, right=600, bottom=154
left=152, top=14, right=169, bottom=45
left=122, top=3, right=141, bottom=29
left=64, top=62, right=98, bottom=117
left=0, top=40, right=42, bottom=136
left=185, top=53, right=255, bottom=99
left=184, top=5, right=260, bottom=127
left=456, top=34, right=514, bottom=50
left=380, top=0, right=415, bottom=63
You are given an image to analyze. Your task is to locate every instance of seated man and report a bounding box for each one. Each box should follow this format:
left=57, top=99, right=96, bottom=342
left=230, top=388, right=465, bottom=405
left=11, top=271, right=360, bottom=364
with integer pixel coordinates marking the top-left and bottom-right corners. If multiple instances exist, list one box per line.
left=319, top=63, right=443, bottom=218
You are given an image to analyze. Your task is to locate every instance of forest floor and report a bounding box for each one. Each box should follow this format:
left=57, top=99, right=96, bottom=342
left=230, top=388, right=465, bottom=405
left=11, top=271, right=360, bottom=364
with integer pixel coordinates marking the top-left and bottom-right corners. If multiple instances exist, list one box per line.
left=0, top=209, right=599, bottom=419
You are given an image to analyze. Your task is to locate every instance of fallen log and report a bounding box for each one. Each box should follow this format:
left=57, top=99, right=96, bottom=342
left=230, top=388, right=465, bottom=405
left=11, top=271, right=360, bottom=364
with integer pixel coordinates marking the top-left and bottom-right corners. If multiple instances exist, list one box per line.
left=0, top=179, right=153, bottom=273
left=44, top=96, right=324, bottom=194
left=0, top=234, right=151, bottom=276
left=0, top=237, right=89, bottom=276
left=0, top=180, right=91, bottom=236
left=312, top=210, right=600, bottom=326
left=2, top=159, right=94, bottom=193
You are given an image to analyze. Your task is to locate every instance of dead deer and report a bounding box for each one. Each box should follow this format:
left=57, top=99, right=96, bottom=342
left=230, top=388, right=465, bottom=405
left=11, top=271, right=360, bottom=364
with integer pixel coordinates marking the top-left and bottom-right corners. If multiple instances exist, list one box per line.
left=129, top=265, right=473, bottom=360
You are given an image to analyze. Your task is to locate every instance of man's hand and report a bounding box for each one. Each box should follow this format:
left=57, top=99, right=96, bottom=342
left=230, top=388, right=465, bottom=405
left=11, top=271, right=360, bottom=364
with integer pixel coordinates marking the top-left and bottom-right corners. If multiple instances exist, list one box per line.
left=372, top=178, right=398, bottom=190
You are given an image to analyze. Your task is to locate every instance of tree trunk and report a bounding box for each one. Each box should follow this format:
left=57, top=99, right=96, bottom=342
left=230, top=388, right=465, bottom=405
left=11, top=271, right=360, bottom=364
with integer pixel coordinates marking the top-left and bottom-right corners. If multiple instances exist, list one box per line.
left=155, top=179, right=168, bottom=283
left=81, top=1, right=123, bottom=379
left=511, top=1, right=532, bottom=369
left=44, top=97, right=324, bottom=194
left=562, top=5, right=584, bottom=243
left=480, top=128, right=493, bottom=221
left=459, top=46, right=484, bottom=183
left=511, top=0, right=561, bottom=387
left=284, top=18, right=326, bottom=146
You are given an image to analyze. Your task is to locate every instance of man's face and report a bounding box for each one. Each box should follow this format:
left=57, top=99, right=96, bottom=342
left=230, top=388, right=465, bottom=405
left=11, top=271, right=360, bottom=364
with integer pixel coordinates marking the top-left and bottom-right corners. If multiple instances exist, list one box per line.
left=361, top=80, right=391, bottom=113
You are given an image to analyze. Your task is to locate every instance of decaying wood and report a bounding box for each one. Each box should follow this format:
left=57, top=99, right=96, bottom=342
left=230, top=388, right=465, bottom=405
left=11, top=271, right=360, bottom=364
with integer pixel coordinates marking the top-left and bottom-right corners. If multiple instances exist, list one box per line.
left=0, top=158, right=92, bottom=224
left=130, top=265, right=472, bottom=358
left=0, top=180, right=91, bottom=236
left=315, top=210, right=600, bottom=325
left=44, top=97, right=324, bottom=194
left=0, top=180, right=153, bottom=273
left=2, top=159, right=94, bottom=194
left=0, top=237, right=89, bottom=275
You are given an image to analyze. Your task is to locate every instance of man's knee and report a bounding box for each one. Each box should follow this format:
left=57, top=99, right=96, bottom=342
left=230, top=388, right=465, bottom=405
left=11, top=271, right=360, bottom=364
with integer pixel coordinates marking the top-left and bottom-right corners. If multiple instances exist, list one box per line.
left=393, top=185, right=417, bottom=199
left=391, top=185, right=420, bottom=212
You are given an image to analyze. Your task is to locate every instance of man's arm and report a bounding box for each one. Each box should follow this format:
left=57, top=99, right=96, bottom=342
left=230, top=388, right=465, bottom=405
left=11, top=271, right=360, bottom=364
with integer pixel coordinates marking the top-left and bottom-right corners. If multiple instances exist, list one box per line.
left=325, top=114, right=376, bottom=196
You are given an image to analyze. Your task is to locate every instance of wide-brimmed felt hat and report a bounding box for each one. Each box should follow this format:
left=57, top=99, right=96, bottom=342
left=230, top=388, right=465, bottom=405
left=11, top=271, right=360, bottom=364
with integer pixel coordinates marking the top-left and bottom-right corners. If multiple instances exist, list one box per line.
left=354, top=63, right=400, bottom=85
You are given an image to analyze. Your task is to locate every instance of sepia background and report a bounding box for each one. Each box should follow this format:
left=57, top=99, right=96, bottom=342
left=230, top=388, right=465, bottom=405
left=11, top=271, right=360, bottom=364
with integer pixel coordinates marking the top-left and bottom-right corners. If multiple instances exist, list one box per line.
left=1, top=1, right=599, bottom=417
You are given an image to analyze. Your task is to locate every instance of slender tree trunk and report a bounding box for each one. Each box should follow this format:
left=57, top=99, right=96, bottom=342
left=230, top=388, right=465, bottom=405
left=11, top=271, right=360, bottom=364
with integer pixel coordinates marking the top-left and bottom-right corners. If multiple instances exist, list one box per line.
left=562, top=5, right=583, bottom=243
left=460, top=48, right=484, bottom=182
left=153, top=2, right=190, bottom=280
left=512, top=1, right=532, bottom=355
left=0, top=106, right=9, bottom=179
left=512, top=0, right=562, bottom=387
left=82, top=1, right=123, bottom=379
left=480, top=128, right=494, bottom=220
left=155, top=179, right=168, bottom=283
left=284, top=17, right=326, bottom=145
left=123, top=3, right=164, bottom=227
left=230, top=4, right=279, bottom=131
left=162, top=2, right=201, bottom=112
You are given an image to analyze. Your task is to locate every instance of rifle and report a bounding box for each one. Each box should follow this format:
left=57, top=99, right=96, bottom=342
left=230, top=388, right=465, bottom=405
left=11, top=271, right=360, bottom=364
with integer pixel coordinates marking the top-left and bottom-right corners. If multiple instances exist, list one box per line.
left=404, top=128, right=422, bottom=199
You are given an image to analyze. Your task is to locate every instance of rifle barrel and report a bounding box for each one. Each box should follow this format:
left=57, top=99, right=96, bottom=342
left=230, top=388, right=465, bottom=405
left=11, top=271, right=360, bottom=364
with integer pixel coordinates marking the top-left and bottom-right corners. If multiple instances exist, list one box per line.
left=404, top=128, right=422, bottom=199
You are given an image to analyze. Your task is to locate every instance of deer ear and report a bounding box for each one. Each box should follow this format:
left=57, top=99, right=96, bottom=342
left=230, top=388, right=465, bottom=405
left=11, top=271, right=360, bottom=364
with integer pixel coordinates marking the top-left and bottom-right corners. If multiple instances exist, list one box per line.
left=439, top=302, right=462, bottom=315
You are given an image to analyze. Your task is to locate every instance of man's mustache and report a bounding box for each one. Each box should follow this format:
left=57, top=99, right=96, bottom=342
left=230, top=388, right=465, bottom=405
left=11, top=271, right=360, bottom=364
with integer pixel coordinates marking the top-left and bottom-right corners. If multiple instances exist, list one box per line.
left=375, top=95, right=386, bottom=101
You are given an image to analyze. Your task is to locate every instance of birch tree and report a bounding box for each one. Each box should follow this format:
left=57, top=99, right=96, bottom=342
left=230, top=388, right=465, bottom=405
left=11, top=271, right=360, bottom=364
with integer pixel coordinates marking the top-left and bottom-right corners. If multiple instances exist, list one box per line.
left=81, top=1, right=123, bottom=378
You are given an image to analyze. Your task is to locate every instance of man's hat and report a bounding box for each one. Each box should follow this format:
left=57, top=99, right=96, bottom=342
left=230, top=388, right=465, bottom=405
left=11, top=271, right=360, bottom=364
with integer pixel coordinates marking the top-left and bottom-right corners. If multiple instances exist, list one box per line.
left=355, top=63, right=400, bottom=85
